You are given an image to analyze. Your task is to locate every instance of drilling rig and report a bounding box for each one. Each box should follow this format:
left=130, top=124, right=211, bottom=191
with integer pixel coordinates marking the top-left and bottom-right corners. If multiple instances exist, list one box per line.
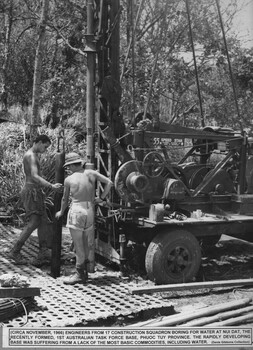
left=86, top=0, right=253, bottom=285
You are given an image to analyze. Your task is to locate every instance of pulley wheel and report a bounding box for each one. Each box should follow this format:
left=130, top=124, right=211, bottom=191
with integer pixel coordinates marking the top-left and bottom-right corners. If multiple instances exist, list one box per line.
left=143, top=152, right=165, bottom=178
left=114, top=160, right=148, bottom=203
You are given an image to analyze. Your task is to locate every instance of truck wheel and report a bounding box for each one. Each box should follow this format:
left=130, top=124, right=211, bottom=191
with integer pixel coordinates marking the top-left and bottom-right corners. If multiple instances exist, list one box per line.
left=145, top=229, right=201, bottom=285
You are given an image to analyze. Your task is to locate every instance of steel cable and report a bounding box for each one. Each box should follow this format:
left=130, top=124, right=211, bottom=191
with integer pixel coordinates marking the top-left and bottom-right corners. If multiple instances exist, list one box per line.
left=0, top=297, right=33, bottom=325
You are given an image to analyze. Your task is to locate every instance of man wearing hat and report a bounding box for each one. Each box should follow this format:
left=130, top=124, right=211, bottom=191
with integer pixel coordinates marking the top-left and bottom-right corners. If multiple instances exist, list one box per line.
left=56, top=152, right=113, bottom=284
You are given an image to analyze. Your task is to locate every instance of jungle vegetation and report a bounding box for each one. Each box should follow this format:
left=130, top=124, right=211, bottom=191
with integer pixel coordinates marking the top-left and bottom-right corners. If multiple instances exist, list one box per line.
left=0, top=0, right=252, bottom=221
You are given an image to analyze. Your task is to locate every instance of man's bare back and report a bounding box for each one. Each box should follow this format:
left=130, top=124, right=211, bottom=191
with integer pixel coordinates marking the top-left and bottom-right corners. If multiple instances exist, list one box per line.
left=56, top=154, right=113, bottom=219
left=66, top=169, right=97, bottom=203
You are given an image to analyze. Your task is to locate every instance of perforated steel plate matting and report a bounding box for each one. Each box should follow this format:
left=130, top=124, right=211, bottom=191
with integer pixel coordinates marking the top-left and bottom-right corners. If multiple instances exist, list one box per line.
left=0, top=226, right=173, bottom=327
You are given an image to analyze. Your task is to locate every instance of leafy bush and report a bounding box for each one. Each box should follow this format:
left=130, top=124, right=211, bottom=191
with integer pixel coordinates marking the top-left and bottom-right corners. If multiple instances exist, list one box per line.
left=0, top=110, right=88, bottom=224
left=0, top=123, right=25, bottom=221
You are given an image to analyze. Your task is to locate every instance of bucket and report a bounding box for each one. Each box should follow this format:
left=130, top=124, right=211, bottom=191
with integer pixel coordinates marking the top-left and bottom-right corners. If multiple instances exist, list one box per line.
left=149, top=204, right=164, bottom=222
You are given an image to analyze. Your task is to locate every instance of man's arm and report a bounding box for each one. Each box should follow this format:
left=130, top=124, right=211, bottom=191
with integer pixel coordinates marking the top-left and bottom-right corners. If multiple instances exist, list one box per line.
left=94, top=171, right=113, bottom=202
left=55, top=178, right=70, bottom=218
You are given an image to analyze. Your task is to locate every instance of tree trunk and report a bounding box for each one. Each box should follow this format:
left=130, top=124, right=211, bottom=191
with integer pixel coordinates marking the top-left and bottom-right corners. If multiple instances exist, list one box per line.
left=1, top=1, right=13, bottom=111
left=30, top=0, right=49, bottom=140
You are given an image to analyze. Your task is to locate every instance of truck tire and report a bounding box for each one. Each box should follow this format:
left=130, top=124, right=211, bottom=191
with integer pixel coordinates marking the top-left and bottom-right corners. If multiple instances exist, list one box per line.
left=145, top=229, right=201, bottom=285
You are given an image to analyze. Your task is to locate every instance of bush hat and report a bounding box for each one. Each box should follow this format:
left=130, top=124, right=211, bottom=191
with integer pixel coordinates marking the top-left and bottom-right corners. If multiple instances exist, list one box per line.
left=63, top=152, right=84, bottom=167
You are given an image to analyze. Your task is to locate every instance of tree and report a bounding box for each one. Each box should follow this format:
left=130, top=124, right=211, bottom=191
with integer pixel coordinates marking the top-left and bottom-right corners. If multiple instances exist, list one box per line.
left=0, top=0, right=13, bottom=110
left=30, top=0, right=49, bottom=139
left=0, top=0, right=252, bottom=134
left=119, top=0, right=252, bottom=130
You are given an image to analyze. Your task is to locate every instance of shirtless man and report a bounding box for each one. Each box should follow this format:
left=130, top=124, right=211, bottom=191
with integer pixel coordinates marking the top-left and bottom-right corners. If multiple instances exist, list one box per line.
left=8, top=134, right=62, bottom=265
left=55, top=152, right=113, bottom=285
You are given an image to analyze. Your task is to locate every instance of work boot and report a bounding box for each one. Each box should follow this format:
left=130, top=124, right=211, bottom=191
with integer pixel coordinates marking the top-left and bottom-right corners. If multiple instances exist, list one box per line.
left=84, top=259, right=89, bottom=279
left=7, top=250, right=28, bottom=265
left=63, top=267, right=87, bottom=285
left=30, top=247, right=51, bottom=267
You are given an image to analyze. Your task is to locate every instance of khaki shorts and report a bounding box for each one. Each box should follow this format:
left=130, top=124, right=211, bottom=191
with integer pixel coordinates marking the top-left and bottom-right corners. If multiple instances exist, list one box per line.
left=67, top=202, right=94, bottom=230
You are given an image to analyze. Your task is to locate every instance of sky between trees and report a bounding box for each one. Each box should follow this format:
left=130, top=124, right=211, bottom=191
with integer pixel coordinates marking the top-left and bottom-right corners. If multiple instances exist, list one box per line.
left=230, top=0, right=253, bottom=48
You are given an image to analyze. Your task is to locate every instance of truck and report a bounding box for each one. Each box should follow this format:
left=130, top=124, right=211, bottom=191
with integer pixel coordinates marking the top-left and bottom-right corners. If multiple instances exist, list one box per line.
left=83, top=0, right=253, bottom=285
left=95, top=121, right=253, bottom=284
